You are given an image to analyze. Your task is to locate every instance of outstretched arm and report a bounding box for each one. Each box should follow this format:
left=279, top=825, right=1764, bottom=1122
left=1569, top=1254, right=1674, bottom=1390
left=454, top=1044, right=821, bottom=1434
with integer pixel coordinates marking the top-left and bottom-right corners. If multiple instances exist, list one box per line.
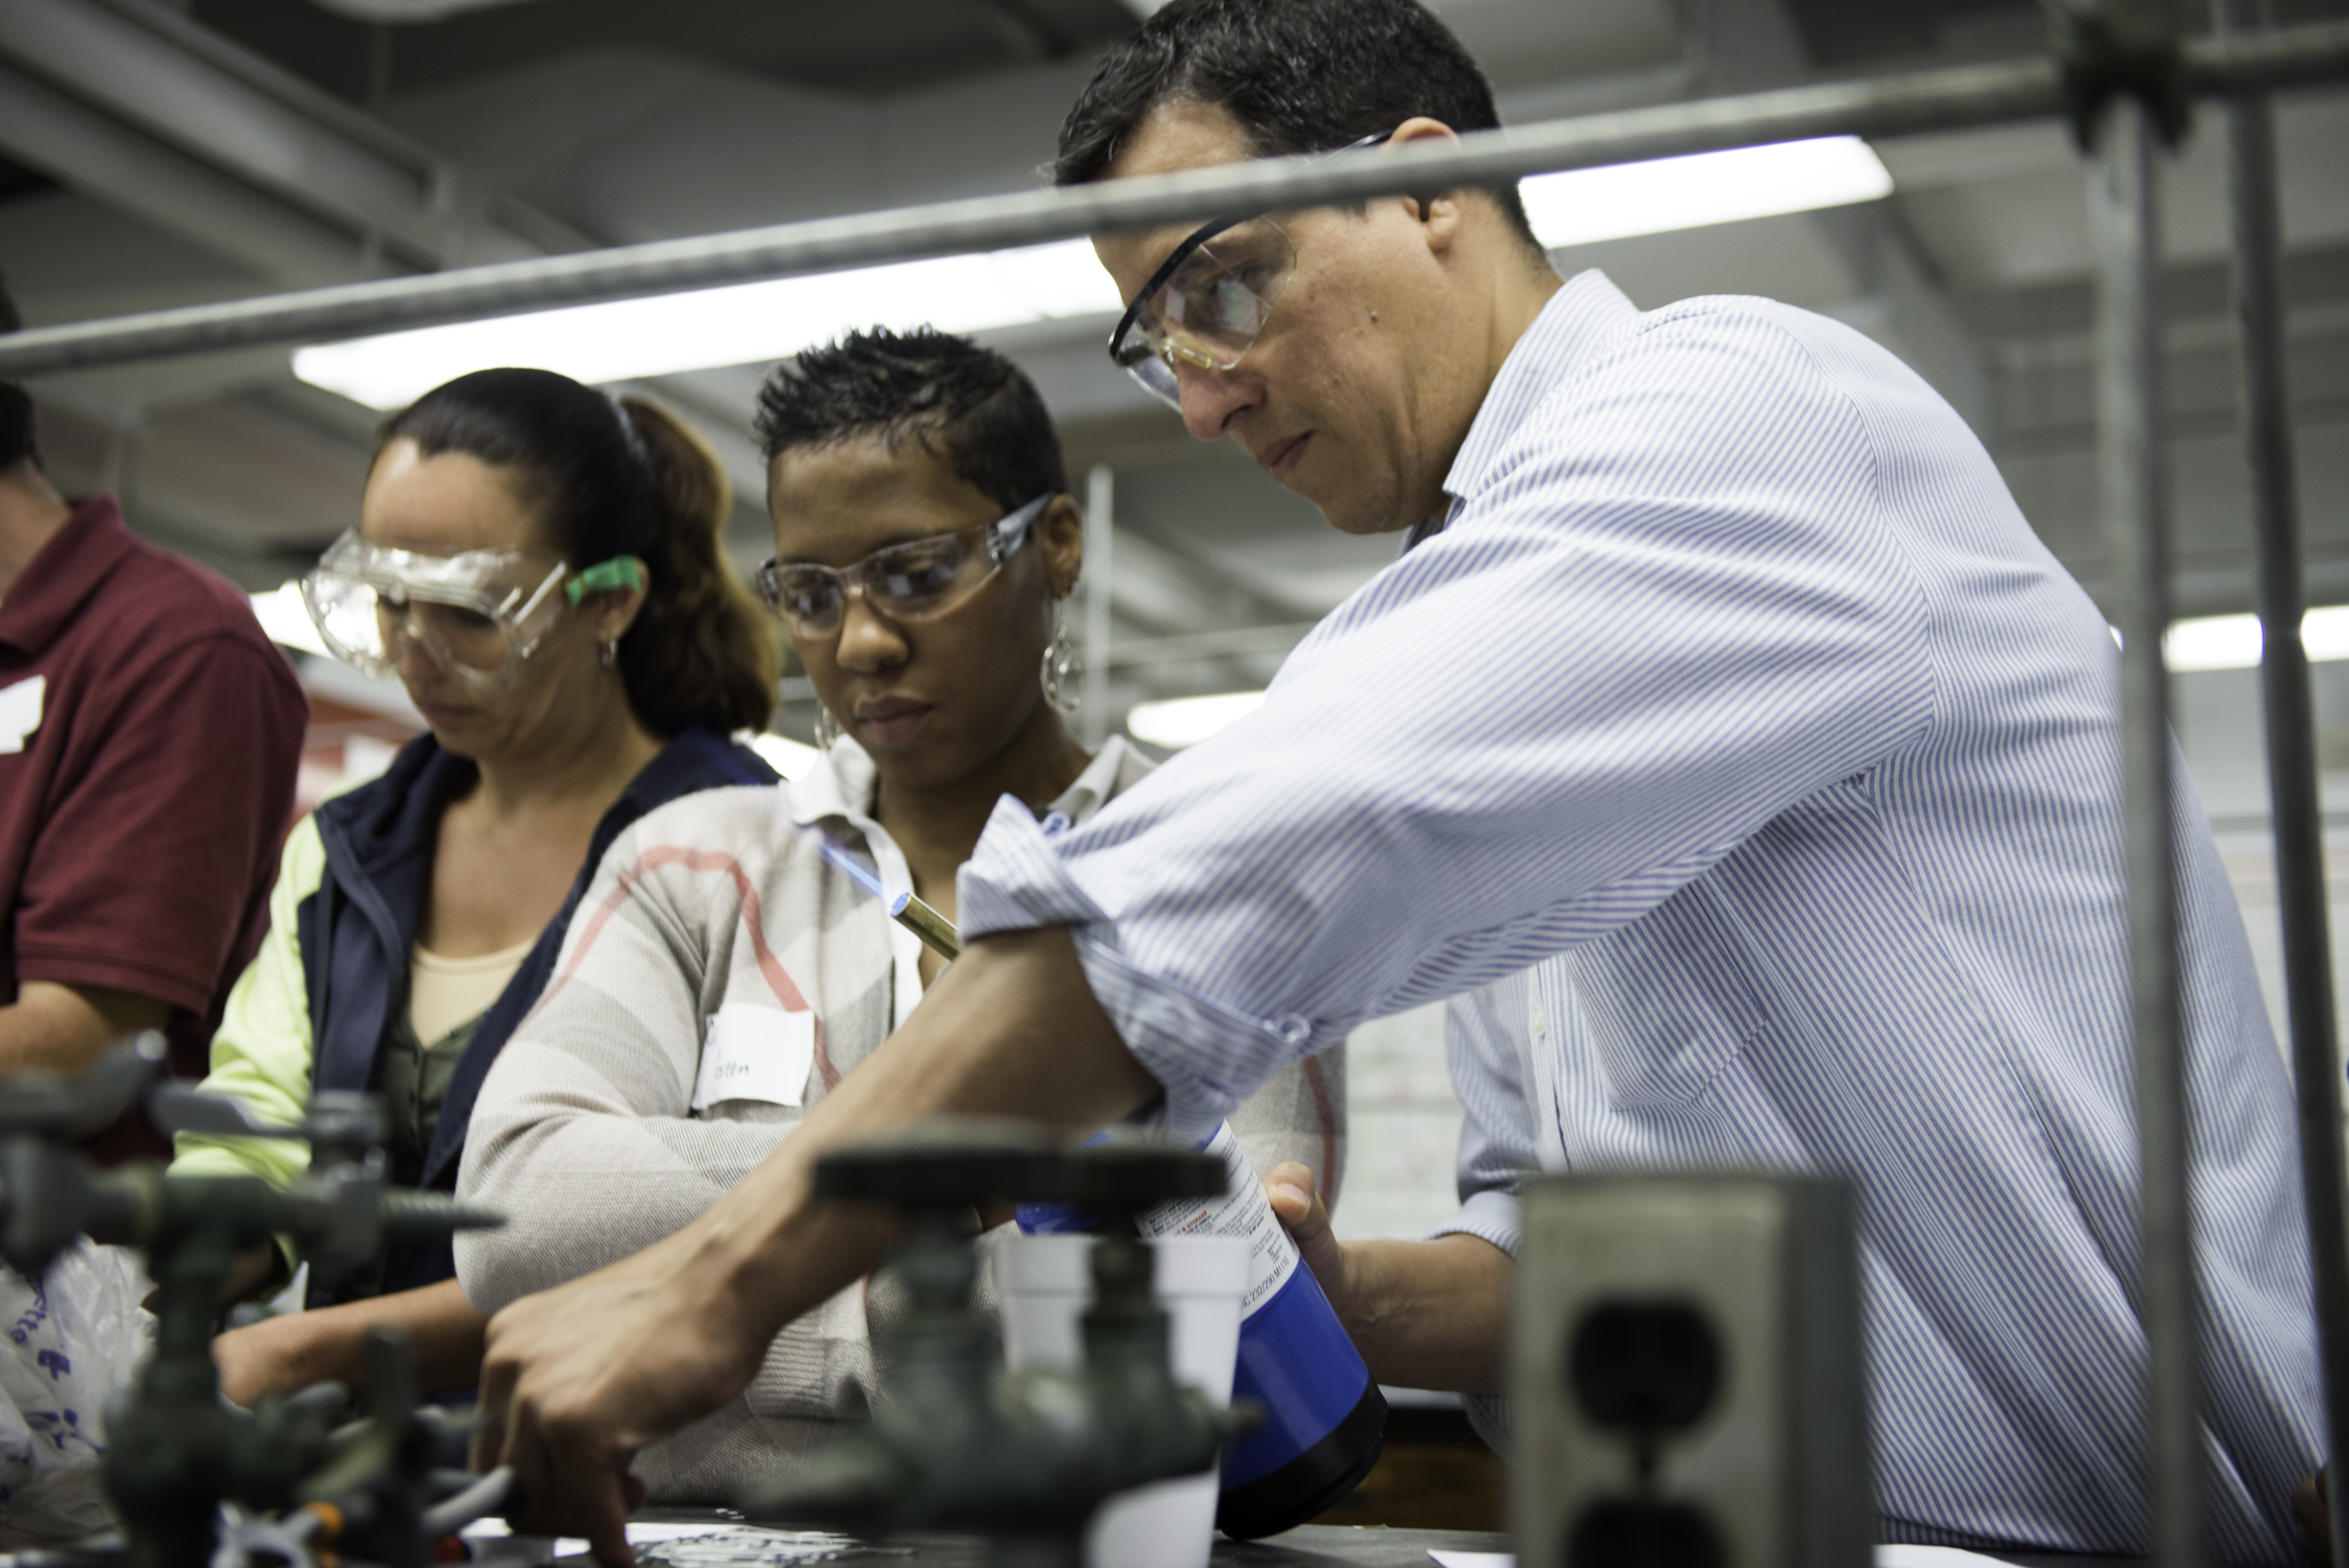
left=212, top=1278, right=487, bottom=1407
left=473, top=927, right=1157, bottom=1565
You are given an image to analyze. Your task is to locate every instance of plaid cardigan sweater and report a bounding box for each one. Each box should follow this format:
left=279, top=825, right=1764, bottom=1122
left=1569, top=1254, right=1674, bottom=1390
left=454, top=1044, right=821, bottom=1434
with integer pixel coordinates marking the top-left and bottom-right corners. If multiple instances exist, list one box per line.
left=456, top=738, right=1347, bottom=1501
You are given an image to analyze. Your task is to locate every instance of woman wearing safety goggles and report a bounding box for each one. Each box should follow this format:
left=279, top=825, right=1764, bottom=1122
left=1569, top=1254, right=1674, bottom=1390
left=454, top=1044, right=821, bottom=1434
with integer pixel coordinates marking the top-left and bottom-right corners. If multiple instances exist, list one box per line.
left=303, top=530, right=651, bottom=697
left=453, top=327, right=1344, bottom=1502
left=170, top=367, right=781, bottom=1409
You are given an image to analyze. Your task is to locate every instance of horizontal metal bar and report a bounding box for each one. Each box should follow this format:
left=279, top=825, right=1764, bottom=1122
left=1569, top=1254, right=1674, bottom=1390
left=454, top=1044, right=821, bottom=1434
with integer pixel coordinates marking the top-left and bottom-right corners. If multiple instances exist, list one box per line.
left=3, top=19, right=2345, bottom=381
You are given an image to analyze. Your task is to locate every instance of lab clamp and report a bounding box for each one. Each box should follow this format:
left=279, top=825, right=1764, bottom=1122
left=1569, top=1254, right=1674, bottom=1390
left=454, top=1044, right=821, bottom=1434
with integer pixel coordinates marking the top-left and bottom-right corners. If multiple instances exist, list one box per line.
left=0, top=1033, right=506, bottom=1568
left=742, top=1120, right=1259, bottom=1567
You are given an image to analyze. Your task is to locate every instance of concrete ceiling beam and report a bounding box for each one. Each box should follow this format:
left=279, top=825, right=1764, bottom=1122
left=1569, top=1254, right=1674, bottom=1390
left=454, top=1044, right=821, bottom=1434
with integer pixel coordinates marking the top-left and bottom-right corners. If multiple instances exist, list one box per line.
left=0, top=56, right=367, bottom=288
left=0, top=0, right=449, bottom=262
left=0, top=0, right=586, bottom=280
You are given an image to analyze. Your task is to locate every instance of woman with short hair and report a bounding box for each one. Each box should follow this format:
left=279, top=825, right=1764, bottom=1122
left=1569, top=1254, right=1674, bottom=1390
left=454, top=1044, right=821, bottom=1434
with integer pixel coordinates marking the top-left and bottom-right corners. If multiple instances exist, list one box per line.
left=457, top=329, right=1343, bottom=1499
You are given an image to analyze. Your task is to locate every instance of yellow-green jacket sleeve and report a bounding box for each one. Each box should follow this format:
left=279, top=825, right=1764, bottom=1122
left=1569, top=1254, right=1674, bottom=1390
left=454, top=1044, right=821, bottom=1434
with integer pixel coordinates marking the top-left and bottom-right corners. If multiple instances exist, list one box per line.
left=169, top=813, right=325, bottom=1189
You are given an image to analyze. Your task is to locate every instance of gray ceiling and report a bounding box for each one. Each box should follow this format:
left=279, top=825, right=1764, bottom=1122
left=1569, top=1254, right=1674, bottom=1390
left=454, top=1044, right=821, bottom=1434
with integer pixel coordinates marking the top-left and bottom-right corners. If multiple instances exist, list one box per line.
left=2, top=0, right=2347, bottom=745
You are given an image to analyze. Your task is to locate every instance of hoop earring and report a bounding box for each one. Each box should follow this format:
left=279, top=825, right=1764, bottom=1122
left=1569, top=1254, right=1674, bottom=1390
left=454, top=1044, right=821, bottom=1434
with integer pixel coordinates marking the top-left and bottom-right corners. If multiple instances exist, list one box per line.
left=1039, top=600, right=1081, bottom=716
left=813, top=704, right=842, bottom=750
left=600, top=639, right=617, bottom=669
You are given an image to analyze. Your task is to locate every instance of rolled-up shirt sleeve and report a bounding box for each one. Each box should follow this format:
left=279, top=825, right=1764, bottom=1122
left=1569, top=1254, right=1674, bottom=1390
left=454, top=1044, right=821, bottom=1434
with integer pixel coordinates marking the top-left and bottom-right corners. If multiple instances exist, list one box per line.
left=958, top=304, right=1936, bottom=1136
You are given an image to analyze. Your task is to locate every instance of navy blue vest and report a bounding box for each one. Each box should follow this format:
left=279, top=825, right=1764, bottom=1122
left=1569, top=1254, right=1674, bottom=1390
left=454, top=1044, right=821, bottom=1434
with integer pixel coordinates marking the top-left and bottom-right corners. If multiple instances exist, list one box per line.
left=295, top=727, right=774, bottom=1306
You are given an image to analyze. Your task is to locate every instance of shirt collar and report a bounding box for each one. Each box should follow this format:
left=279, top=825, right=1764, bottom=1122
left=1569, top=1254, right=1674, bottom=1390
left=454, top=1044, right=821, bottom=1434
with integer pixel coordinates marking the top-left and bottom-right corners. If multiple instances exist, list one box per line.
left=1417, top=269, right=1643, bottom=545
left=0, top=496, right=139, bottom=654
left=787, top=736, right=879, bottom=830
left=787, top=732, right=1142, bottom=833
left=1045, top=734, right=1138, bottom=825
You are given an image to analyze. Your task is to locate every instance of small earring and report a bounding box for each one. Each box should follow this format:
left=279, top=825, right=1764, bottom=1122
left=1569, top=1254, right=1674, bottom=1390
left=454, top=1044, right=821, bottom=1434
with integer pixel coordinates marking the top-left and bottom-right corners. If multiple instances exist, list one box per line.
left=1039, top=601, right=1081, bottom=716
left=813, top=704, right=842, bottom=750
left=600, top=639, right=617, bottom=669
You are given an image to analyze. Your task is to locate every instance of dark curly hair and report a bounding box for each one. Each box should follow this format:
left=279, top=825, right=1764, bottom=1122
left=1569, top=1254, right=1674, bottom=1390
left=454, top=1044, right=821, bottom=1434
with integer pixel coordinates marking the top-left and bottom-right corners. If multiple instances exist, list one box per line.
left=752, top=327, right=1067, bottom=515
left=1053, top=0, right=1542, bottom=262
left=382, top=368, right=779, bottom=736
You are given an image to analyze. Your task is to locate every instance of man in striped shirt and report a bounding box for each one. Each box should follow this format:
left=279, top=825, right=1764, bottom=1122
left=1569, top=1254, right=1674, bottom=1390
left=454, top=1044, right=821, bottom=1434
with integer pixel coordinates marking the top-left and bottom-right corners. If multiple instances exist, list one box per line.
left=474, top=1, right=2323, bottom=1559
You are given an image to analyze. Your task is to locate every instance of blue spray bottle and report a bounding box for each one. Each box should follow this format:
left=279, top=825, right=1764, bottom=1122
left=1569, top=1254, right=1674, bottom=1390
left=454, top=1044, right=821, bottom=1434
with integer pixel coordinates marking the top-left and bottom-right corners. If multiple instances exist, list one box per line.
left=1018, top=1121, right=1387, bottom=1538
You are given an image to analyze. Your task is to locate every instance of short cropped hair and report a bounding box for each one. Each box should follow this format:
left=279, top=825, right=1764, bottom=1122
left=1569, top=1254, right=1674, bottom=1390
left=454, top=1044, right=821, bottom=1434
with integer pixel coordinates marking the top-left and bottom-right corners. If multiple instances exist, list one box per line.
left=0, top=271, right=34, bottom=470
left=1052, top=0, right=1544, bottom=262
left=753, top=327, right=1068, bottom=516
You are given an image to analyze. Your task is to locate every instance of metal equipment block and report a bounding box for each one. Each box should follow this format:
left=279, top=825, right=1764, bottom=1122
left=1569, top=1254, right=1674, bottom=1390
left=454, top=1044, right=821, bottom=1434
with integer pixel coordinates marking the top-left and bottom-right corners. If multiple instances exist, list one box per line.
left=1511, top=1173, right=1871, bottom=1568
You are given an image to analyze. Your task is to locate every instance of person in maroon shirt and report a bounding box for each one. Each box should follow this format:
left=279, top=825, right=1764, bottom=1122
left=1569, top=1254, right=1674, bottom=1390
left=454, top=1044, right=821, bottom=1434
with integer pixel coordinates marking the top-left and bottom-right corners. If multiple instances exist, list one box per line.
left=0, top=275, right=307, bottom=1157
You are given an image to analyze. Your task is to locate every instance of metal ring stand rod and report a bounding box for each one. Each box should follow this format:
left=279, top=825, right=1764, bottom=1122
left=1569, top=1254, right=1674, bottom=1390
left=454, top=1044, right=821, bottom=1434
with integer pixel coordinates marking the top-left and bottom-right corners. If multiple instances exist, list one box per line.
left=2089, top=64, right=2202, bottom=1565
left=0, top=21, right=2344, bottom=379
left=2215, top=5, right=2349, bottom=1565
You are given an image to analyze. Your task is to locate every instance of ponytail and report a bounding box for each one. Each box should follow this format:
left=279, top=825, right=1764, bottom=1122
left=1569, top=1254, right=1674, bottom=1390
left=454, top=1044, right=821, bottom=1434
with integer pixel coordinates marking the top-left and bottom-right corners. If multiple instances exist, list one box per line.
left=383, top=369, right=779, bottom=738
left=615, top=399, right=780, bottom=736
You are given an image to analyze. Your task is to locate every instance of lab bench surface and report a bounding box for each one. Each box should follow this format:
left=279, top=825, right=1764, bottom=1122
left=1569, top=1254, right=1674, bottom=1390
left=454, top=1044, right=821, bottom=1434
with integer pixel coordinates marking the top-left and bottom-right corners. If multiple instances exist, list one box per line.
left=1215, top=1526, right=1504, bottom=1563
left=1221, top=1534, right=2251, bottom=1568
left=594, top=1515, right=2246, bottom=1567
left=769, top=1527, right=2202, bottom=1567
left=625, top=1524, right=2206, bottom=1566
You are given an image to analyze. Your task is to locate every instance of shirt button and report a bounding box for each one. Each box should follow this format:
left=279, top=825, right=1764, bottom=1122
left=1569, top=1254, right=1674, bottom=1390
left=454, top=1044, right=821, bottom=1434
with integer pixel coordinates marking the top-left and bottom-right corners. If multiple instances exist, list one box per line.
left=1531, top=1012, right=1548, bottom=1039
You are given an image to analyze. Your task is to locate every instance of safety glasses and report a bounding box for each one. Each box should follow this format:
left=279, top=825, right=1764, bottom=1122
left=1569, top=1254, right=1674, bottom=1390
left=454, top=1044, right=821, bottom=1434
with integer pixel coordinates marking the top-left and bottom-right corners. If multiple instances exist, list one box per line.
left=1107, top=130, right=1395, bottom=410
left=303, top=530, right=644, bottom=693
left=754, top=493, right=1053, bottom=640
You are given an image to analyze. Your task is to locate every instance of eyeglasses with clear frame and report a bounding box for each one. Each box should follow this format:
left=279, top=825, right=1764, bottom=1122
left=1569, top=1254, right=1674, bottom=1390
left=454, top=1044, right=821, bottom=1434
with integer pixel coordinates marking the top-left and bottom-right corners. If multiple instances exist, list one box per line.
left=754, top=492, right=1053, bottom=640
left=1107, top=129, right=1396, bottom=410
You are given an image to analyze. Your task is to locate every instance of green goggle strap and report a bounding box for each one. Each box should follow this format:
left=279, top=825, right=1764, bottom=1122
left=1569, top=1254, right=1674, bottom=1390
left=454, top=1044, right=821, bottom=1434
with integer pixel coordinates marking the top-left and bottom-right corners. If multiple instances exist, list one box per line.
left=565, top=556, right=646, bottom=606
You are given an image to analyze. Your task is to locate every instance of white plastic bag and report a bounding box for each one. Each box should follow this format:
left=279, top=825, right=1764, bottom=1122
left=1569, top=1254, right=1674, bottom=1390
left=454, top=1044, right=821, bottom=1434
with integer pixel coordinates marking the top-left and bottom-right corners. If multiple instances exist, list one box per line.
left=0, top=1242, right=153, bottom=1541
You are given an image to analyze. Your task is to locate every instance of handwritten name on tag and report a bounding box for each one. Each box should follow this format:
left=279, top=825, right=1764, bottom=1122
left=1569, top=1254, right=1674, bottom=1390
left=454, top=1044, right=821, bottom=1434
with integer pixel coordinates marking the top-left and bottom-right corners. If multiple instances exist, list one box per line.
left=0, top=676, right=45, bottom=755
left=691, top=1003, right=815, bottom=1111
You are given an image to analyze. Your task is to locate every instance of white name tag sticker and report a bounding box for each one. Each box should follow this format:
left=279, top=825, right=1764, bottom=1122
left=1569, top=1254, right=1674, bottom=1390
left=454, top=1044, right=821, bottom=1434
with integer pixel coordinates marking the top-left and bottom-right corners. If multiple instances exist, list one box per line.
left=691, top=1003, right=816, bottom=1111
left=0, top=676, right=45, bottom=755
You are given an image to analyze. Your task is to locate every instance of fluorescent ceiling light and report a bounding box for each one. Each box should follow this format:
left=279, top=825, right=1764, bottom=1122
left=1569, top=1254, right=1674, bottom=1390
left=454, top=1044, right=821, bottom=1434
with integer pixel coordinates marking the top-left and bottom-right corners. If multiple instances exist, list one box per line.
left=2163, top=607, right=2349, bottom=671
left=297, top=140, right=1894, bottom=409
left=252, top=581, right=330, bottom=657
left=1127, top=690, right=1266, bottom=749
left=1521, top=136, right=1894, bottom=249
left=294, top=239, right=1125, bottom=411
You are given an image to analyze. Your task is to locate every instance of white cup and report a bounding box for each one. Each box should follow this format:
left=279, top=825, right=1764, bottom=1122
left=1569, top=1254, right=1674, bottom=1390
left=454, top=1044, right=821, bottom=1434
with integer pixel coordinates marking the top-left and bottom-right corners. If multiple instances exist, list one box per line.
left=993, top=1232, right=1250, bottom=1568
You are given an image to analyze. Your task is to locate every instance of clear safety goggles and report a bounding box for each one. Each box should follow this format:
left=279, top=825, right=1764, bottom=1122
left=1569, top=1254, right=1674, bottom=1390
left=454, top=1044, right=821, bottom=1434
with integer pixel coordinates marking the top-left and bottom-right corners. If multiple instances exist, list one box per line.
left=1107, top=130, right=1393, bottom=410
left=754, top=493, right=1052, bottom=640
left=302, top=530, right=644, bottom=692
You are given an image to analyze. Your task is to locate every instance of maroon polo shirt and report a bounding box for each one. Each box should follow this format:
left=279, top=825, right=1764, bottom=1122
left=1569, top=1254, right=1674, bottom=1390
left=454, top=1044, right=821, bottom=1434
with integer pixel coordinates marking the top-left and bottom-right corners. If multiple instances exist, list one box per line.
left=0, top=495, right=307, bottom=1159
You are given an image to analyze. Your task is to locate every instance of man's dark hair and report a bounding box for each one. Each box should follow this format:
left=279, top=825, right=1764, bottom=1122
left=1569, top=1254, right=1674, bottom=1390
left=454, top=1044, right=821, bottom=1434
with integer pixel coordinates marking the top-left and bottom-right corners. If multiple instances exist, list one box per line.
left=1052, top=0, right=1543, bottom=261
left=753, top=327, right=1068, bottom=515
left=0, top=270, right=34, bottom=470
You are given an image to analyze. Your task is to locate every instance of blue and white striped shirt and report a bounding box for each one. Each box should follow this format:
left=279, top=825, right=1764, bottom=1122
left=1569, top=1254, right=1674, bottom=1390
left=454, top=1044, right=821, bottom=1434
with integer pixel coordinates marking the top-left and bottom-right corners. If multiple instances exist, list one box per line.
left=959, top=270, right=2320, bottom=1558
